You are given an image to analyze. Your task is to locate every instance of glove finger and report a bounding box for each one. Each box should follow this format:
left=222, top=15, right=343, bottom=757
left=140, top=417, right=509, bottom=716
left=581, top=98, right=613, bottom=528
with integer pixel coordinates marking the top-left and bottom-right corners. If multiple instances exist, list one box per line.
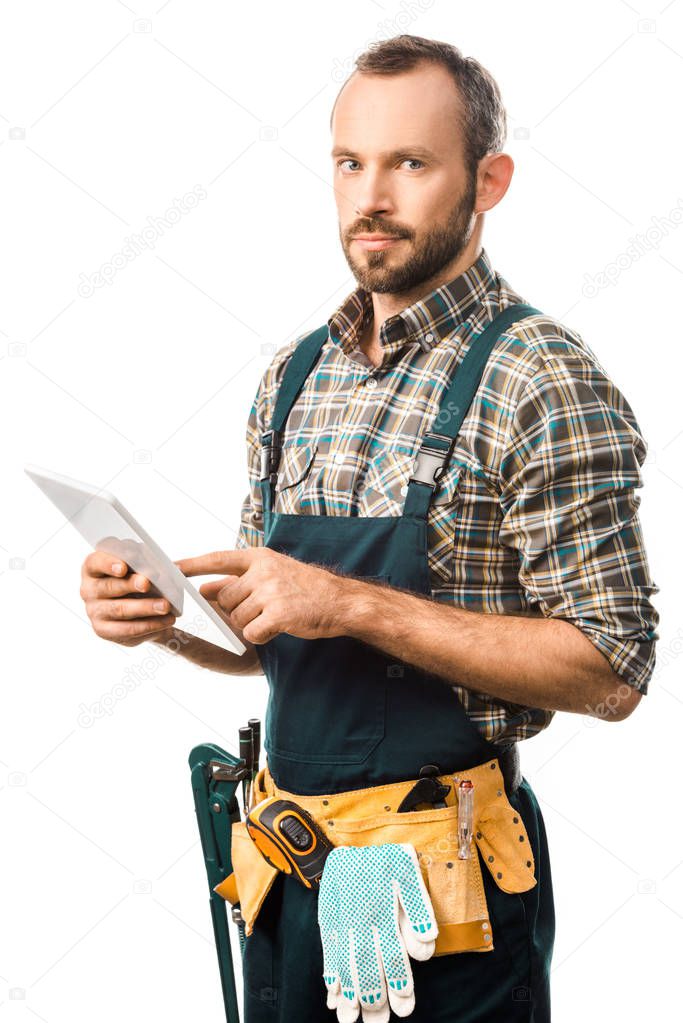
left=318, top=861, right=342, bottom=1007
left=358, top=934, right=391, bottom=1023
left=337, top=997, right=360, bottom=1023
left=394, top=845, right=438, bottom=947
left=397, top=901, right=436, bottom=961
left=360, top=998, right=391, bottom=1023
left=321, top=926, right=341, bottom=998
left=326, top=979, right=343, bottom=1012
left=376, top=916, right=413, bottom=997
left=336, top=928, right=360, bottom=1022
left=352, top=926, right=386, bottom=1013
left=386, top=989, right=417, bottom=1019
left=376, top=916, right=417, bottom=1017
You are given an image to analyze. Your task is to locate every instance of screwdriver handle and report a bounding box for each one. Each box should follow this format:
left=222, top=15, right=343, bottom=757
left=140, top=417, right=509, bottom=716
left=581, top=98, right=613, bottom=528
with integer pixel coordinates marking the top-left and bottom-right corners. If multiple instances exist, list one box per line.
left=239, top=726, right=254, bottom=815
left=248, top=718, right=261, bottom=778
left=239, top=727, right=253, bottom=768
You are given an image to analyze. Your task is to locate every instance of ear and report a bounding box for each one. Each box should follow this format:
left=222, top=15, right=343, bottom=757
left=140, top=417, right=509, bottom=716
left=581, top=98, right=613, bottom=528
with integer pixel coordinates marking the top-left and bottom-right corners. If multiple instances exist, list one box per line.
left=475, top=152, right=514, bottom=214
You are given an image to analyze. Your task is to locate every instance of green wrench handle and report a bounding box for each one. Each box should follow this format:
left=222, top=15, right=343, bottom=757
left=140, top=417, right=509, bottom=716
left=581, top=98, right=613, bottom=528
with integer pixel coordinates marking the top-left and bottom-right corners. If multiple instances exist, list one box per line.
left=189, top=742, right=250, bottom=1022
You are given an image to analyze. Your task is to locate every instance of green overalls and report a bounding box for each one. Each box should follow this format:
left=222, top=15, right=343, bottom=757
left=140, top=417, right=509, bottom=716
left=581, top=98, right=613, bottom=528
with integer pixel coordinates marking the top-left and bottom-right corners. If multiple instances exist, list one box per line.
left=244, top=304, right=556, bottom=1021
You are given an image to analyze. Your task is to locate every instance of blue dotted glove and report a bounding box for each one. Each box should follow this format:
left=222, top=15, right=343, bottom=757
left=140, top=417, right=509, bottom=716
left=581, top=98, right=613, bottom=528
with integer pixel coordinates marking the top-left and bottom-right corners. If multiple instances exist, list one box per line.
left=317, top=843, right=438, bottom=1022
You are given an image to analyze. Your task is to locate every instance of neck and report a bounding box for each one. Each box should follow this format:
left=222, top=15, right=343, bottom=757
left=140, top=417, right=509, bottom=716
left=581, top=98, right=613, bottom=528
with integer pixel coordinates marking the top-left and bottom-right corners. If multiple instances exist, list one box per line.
left=358, top=237, right=483, bottom=364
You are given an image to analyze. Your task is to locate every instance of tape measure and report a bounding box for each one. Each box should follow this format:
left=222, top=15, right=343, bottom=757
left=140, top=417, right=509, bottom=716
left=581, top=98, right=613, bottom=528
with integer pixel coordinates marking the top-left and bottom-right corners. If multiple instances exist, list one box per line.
left=246, top=796, right=334, bottom=888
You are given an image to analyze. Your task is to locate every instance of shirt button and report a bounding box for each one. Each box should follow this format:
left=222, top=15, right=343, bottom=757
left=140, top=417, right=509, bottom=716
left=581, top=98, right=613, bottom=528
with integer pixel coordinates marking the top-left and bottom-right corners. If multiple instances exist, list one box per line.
left=425, top=332, right=435, bottom=345
left=365, top=376, right=378, bottom=389
left=400, top=484, right=408, bottom=496
left=333, top=451, right=345, bottom=464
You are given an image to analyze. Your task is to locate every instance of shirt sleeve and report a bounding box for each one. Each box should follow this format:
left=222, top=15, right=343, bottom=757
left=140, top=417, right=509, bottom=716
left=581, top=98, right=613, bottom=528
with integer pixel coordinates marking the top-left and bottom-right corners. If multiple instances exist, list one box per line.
left=498, top=354, right=659, bottom=693
left=235, top=387, right=265, bottom=550
left=235, top=337, right=302, bottom=549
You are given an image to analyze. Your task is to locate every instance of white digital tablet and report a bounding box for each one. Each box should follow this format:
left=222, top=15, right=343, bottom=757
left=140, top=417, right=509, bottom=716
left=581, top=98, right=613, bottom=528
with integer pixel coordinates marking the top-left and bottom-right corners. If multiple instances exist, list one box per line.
left=24, top=463, right=247, bottom=656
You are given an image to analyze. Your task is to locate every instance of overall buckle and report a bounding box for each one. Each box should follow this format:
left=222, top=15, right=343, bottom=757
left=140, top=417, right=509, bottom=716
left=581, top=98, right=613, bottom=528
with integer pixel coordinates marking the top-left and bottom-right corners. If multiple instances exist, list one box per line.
left=409, top=431, right=455, bottom=488
left=259, top=429, right=282, bottom=482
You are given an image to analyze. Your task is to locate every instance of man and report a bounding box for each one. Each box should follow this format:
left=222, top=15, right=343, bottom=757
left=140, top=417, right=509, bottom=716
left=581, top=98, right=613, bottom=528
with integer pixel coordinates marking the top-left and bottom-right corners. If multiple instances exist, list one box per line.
left=81, top=34, right=658, bottom=1023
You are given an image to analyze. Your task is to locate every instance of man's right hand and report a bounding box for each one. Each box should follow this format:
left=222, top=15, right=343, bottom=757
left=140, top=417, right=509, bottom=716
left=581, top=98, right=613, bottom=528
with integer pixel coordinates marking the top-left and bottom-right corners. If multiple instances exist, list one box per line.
left=80, top=552, right=177, bottom=647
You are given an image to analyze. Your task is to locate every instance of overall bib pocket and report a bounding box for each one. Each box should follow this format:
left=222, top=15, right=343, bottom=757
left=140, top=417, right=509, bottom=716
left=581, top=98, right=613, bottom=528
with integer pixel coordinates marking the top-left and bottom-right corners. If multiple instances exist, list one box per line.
left=264, top=633, right=387, bottom=765
left=261, top=572, right=391, bottom=768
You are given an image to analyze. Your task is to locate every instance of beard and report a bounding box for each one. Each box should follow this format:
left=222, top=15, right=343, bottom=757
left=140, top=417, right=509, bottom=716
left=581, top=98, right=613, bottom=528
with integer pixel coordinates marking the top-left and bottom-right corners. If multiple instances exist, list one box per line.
left=340, top=173, right=478, bottom=295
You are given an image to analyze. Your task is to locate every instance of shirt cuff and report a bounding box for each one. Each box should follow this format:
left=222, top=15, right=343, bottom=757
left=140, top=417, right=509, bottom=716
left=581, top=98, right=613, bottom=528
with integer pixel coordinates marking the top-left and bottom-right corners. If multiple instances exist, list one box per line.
left=539, top=586, right=659, bottom=694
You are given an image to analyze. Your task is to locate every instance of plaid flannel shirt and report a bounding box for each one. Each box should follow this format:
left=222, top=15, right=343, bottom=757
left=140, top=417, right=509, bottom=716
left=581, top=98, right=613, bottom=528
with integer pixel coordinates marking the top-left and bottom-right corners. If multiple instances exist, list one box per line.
left=236, top=247, right=659, bottom=745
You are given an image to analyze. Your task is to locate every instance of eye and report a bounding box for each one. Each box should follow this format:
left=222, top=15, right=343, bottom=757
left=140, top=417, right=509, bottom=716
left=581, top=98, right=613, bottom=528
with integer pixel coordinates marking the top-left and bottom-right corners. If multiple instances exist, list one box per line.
left=401, top=158, right=424, bottom=170
left=337, top=159, right=360, bottom=172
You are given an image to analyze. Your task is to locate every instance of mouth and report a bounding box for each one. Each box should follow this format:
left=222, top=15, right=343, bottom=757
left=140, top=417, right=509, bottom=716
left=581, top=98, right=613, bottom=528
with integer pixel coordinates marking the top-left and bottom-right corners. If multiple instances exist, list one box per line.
left=352, top=235, right=404, bottom=251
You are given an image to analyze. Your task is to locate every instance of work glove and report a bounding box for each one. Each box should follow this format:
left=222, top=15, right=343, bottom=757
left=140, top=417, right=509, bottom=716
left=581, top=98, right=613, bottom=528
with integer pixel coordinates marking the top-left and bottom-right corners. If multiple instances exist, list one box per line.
left=317, top=843, right=438, bottom=1022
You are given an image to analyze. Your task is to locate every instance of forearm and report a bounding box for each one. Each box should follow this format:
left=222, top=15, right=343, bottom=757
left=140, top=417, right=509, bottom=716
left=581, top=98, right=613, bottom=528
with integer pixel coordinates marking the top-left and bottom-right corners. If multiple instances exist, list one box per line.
left=336, top=577, right=638, bottom=719
left=150, top=627, right=263, bottom=676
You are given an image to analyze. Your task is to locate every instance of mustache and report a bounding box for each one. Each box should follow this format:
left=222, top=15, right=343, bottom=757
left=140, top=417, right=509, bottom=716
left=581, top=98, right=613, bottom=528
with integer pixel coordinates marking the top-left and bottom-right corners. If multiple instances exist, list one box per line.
left=348, top=222, right=410, bottom=240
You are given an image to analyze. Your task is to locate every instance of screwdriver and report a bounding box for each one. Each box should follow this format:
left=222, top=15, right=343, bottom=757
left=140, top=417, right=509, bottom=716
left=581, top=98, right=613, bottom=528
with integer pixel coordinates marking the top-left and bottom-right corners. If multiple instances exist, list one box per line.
left=248, top=718, right=261, bottom=809
left=457, top=780, right=475, bottom=859
left=239, top=725, right=254, bottom=816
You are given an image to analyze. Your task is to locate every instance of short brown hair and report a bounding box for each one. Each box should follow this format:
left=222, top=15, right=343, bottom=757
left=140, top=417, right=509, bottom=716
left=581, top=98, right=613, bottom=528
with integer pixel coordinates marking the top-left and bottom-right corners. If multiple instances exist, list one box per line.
left=331, top=34, right=507, bottom=180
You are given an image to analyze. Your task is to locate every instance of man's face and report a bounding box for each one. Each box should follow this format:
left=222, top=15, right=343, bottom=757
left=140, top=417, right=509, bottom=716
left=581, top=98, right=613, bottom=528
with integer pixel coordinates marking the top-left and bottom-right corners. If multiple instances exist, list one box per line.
left=331, top=63, right=478, bottom=295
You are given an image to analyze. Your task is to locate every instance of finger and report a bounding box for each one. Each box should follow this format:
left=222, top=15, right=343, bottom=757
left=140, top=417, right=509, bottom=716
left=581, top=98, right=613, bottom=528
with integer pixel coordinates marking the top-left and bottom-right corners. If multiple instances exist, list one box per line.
left=82, top=573, right=153, bottom=601
left=96, top=615, right=177, bottom=641
left=174, top=550, right=253, bottom=579
left=198, top=575, right=240, bottom=598
left=80, top=553, right=151, bottom=599
left=83, top=551, right=129, bottom=579
left=214, top=575, right=250, bottom=612
left=224, top=591, right=264, bottom=631
left=92, top=597, right=175, bottom=622
left=242, top=612, right=280, bottom=645
left=198, top=577, right=257, bottom=625
left=215, top=585, right=263, bottom=621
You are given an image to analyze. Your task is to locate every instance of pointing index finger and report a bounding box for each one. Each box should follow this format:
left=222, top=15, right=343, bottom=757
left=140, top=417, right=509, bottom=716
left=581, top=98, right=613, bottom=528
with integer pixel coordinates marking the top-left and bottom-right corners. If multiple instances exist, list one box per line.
left=174, top=549, right=253, bottom=578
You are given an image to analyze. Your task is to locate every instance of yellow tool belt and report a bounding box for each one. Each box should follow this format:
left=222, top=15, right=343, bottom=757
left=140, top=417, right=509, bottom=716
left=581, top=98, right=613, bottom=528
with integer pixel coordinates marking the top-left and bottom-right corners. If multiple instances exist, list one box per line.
left=215, top=756, right=537, bottom=956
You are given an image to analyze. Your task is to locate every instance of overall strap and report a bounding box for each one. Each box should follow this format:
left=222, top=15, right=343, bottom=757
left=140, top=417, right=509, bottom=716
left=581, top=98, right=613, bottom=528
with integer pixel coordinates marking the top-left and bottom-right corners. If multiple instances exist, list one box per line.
left=403, top=303, right=541, bottom=520
left=259, top=324, right=329, bottom=516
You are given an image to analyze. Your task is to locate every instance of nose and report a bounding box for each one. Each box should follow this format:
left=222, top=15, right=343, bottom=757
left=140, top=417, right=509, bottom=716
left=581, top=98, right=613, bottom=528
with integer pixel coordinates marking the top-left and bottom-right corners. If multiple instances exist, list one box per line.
left=348, top=168, right=394, bottom=221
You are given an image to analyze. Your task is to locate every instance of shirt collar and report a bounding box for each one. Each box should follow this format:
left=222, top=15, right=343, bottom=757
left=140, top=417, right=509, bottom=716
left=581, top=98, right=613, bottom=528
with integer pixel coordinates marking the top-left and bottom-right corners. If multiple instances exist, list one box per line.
left=328, top=247, right=498, bottom=360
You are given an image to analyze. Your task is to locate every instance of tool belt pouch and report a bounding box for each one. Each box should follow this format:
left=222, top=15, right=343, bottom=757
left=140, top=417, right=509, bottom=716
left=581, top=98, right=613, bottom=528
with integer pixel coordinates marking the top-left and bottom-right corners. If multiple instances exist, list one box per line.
left=213, top=820, right=279, bottom=937
left=216, top=759, right=537, bottom=954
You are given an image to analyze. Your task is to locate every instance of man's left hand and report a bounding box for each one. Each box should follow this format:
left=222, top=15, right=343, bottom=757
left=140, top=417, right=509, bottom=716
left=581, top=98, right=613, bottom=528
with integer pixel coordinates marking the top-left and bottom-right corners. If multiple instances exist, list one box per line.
left=174, top=548, right=352, bottom=645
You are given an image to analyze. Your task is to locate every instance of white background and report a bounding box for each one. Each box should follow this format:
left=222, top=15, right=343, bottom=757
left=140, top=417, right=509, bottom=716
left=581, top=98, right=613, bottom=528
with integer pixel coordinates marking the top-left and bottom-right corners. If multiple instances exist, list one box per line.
left=2, top=0, right=682, bottom=1019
